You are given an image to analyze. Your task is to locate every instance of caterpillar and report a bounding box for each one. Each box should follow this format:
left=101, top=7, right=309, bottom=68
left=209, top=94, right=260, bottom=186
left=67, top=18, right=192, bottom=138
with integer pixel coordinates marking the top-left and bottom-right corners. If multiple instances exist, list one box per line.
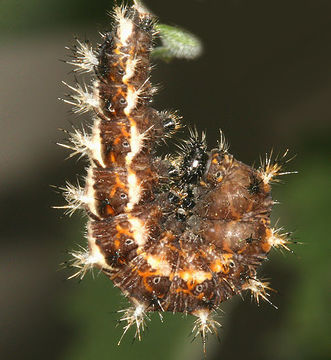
left=57, top=0, right=295, bottom=352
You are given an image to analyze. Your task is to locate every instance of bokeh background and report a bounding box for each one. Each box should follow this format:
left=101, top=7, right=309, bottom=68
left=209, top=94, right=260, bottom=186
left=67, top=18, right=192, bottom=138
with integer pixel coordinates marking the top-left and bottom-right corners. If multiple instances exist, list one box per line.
left=1, top=0, right=330, bottom=359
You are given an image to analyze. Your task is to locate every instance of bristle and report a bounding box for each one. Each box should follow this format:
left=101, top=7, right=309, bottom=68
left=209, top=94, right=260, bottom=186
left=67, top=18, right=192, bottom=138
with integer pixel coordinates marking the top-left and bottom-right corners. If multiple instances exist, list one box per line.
left=67, top=39, right=98, bottom=73
left=258, top=149, right=297, bottom=184
left=54, top=181, right=91, bottom=216
left=117, top=303, right=149, bottom=344
left=218, top=130, right=229, bottom=153
left=176, top=128, right=206, bottom=155
left=67, top=246, right=95, bottom=280
left=57, top=122, right=106, bottom=166
left=242, top=278, right=278, bottom=309
left=192, top=309, right=221, bottom=355
left=61, top=81, right=99, bottom=114
left=57, top=127, right=91, bottom=159
left=267, top=227, right=293, bottom=252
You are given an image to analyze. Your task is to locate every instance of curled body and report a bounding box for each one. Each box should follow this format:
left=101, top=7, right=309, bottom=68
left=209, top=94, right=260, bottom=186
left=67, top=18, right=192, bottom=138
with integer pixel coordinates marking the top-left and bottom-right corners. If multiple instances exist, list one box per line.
left=59, top=1, right=294, bottom=350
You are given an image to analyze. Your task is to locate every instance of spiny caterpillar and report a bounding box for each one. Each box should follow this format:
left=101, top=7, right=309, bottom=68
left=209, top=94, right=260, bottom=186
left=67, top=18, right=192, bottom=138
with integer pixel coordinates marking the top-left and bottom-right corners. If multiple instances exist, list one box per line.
left=57, top=1, right=295, bottom=352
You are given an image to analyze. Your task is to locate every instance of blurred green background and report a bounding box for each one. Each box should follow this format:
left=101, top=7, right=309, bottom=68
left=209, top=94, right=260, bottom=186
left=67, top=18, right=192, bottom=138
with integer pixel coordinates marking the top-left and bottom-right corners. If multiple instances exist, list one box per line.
left=0, top=1, right=330, bottom=359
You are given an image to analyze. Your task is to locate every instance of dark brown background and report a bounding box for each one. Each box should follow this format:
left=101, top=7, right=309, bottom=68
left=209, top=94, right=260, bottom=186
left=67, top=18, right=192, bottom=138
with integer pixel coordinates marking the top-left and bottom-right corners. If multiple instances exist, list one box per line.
left=0, top=1, right=330, bottom=359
